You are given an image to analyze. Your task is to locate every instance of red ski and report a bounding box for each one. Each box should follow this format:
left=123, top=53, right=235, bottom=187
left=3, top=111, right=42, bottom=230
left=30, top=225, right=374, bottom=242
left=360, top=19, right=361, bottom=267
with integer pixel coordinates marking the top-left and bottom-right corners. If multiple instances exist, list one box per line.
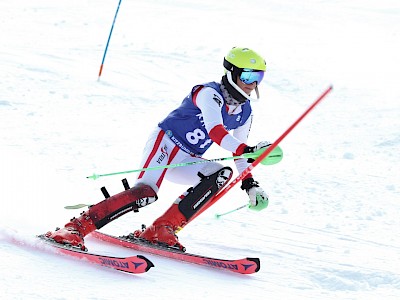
left=91, top=231, right=260, bottom=275
left=37, top=234, right=154, bottom=274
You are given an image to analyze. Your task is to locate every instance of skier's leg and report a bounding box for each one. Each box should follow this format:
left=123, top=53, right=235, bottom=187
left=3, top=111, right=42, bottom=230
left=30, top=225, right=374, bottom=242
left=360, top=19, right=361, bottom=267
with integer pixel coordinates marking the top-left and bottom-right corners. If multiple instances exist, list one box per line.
left=45, top=127, right=174, bottom=250
left=135, top=164, right=233, bottom=250
left=45, top=183, right=157, bottom=250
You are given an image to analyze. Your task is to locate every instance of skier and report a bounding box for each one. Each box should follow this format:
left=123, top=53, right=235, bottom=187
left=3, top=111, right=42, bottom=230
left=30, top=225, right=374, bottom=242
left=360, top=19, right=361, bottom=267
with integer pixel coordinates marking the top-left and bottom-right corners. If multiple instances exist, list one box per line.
left=46, top=47, right=271, bottom=251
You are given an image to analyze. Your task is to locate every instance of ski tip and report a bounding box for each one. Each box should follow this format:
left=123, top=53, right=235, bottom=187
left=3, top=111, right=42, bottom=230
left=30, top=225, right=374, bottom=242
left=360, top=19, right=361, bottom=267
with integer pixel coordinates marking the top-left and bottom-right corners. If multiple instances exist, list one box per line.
left=246, top=257, right=261, bottom=273
left=137, top=255, right=155, bottom=271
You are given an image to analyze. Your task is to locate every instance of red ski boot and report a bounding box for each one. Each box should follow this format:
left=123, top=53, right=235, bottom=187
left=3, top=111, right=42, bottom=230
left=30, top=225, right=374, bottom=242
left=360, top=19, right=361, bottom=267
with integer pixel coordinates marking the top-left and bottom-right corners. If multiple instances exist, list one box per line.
left=45, top=211, right=95, bottom=251
left=134, top=166, right=233, bottom=251
left=135, top=202, right=187, bottom=250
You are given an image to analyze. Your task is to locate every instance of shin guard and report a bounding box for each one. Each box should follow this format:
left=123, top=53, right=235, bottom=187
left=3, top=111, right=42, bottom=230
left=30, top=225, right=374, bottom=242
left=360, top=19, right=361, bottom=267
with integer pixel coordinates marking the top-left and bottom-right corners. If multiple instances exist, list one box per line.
left=177, top=166, right=233, bottom=224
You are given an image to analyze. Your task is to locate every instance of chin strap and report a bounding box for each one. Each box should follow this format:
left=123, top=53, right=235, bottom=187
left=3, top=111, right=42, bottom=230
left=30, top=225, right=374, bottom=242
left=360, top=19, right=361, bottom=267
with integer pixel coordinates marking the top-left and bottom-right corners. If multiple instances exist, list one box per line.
left=226, top=71, right=260, bottom=102
left=255, top=85, right=260, bottom=99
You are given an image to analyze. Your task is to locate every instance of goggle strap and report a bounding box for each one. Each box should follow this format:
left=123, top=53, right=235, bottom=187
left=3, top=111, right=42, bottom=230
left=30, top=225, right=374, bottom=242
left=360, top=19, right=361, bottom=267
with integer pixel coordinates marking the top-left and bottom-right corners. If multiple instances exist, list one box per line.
left=223, top=58, right=244, bottom=76
left=223, top=58, right=234, bottom=71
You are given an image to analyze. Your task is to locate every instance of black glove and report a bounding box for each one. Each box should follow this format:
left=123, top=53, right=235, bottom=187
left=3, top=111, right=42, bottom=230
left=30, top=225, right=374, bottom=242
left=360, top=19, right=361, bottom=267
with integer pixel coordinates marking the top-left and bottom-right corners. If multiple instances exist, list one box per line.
left=243, top=141, right=271, bottom=163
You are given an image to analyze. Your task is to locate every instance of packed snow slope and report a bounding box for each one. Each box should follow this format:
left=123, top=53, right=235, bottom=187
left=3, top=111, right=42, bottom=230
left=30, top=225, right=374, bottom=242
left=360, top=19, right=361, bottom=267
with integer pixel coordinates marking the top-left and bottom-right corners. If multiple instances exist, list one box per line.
left=1, top=0, right=399, bottom=299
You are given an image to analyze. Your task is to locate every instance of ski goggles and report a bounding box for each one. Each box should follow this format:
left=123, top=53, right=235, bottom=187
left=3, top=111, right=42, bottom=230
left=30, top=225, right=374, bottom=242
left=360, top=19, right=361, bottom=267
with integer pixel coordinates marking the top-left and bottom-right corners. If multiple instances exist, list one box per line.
left=239, top=69, right=265, bottom=85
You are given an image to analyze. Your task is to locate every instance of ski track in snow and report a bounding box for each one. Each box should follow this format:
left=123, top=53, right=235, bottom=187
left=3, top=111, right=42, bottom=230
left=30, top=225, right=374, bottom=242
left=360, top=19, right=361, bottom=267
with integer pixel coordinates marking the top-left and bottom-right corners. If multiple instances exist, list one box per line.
left=1, top=0, right=399, bottom=299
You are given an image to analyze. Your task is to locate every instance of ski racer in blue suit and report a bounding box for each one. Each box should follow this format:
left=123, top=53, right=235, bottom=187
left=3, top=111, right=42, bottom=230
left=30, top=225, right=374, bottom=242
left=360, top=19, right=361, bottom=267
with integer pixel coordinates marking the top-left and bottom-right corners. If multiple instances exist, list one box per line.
left=46, top=47, right=271, bottom=251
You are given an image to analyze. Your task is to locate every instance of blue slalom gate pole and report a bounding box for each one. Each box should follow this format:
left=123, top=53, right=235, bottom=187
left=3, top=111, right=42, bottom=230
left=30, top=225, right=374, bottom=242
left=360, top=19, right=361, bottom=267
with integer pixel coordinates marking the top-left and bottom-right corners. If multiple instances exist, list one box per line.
left=98, top=0, right=122, bottom=80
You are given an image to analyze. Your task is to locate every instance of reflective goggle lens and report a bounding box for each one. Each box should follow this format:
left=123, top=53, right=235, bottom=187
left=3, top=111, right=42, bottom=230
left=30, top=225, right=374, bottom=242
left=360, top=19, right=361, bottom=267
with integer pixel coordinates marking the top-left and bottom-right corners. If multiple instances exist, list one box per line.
left=239, top=69, right=264, bottom=84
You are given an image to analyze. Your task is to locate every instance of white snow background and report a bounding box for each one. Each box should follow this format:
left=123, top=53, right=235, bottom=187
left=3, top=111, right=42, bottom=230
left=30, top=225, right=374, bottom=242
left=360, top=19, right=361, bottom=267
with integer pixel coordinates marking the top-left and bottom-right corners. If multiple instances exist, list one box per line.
left=1, top=0, right=399, bottom=299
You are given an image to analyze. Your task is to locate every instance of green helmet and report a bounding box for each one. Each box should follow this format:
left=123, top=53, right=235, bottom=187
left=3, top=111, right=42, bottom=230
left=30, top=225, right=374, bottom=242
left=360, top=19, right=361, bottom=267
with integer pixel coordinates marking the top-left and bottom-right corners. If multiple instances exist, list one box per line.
left=224, top=47, right=266, bottom=72
left=222, top=47, right=266, bottom=103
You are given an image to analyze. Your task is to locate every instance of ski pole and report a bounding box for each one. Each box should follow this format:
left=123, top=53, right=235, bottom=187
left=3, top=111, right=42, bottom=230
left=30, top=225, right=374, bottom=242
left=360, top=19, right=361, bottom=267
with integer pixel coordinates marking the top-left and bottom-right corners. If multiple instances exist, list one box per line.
left=215, top=204, right=248, bottom=219
left=191, top=86, right=333, bottom=222
left=86, top=146, right=283, bottom=180
left=98, top=0, right=122, bottom=80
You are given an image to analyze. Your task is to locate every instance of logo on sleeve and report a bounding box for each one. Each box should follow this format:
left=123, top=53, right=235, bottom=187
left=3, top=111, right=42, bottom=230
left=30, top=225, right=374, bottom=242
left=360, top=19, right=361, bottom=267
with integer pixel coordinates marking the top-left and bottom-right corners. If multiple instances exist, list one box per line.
left=212, top=94, right=223, bottom=107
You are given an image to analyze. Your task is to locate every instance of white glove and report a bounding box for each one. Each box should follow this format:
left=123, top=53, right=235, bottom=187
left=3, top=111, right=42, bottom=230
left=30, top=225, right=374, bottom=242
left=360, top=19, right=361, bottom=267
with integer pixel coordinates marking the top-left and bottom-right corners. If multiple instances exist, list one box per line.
left=241, top=178, right=269, bottom=211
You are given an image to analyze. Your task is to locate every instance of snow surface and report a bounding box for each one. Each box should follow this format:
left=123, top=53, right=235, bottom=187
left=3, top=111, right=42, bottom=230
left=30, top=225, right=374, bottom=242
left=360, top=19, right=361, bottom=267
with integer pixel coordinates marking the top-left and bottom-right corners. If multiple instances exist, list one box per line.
left=1, top=0, right=399, bottom=299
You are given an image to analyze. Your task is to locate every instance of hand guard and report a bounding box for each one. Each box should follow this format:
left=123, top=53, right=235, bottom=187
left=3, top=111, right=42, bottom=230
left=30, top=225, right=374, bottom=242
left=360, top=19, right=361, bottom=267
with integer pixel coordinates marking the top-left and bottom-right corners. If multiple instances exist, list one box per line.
left=241, top=178, right=269, bottom=211
left=243, top=141, right=271, bottom=163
